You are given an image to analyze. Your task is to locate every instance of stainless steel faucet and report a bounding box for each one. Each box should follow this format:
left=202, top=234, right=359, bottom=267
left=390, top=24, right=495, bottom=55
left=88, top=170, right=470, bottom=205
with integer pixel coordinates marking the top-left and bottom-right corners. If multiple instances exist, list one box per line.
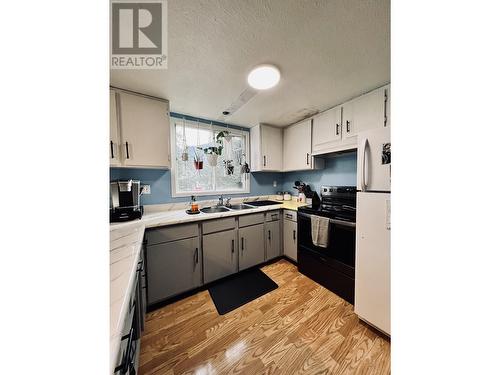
left=217, top=195, right=224, bottom=206
left=225, top=197, right=231, bottom=207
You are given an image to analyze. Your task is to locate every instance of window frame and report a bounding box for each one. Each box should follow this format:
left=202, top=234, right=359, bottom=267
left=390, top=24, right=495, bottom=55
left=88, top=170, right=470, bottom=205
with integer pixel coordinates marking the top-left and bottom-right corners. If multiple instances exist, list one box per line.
left=170, top=118, right=251, bottom=198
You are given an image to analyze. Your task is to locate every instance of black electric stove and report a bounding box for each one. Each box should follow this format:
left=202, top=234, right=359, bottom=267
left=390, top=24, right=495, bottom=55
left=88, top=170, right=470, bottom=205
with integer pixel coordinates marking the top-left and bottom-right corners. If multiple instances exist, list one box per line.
left=298, top=186, right=356, bottom=222
left=297, top=185, right=357, bottom=304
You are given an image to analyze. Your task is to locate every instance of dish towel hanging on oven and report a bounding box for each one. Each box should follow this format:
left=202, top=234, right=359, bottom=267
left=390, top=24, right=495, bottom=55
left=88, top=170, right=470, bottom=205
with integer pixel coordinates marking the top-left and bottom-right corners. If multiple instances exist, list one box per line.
left=311, top=215, right=330, bottom=248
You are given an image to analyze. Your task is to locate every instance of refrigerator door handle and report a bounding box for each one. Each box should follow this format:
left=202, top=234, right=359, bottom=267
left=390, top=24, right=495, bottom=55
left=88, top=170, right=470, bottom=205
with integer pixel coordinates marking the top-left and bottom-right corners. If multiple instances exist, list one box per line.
left=361, top=138, right=368, bottom=191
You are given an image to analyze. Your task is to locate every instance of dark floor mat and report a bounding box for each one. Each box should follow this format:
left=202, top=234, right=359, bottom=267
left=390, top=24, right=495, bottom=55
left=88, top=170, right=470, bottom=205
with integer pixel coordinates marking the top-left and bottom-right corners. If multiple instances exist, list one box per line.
left=208, top=268, right=279, bottom=315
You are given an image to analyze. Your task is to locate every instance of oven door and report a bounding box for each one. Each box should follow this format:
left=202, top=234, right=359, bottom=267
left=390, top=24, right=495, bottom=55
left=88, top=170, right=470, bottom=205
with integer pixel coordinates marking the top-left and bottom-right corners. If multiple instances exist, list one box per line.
left=297, top=212, right=355, bottom=278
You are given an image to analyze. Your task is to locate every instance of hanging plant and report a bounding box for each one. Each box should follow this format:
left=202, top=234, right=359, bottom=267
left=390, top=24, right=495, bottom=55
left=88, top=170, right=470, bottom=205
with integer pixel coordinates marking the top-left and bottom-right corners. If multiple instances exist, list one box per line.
left=223, top=159, right=235, bottom=175
left=203, top=130, right=228, bottom=167
left=204, top=145, right=222, bottom=166
left=194, top=147, right=204, bottom=170
left=192, top=120, right=204, bottom=169
left=216, top=130, right=229, bottom=143
left=181, top=120, right=189, bottom=161
left=181, top=147, right=189, bottom=161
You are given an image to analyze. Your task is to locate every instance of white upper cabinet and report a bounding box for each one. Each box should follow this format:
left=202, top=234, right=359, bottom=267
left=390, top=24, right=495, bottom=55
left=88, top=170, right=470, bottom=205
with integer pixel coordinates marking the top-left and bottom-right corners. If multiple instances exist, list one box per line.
left=283, top=120, right=310, bottom=171
left=311, top=85, right=390, bottom=155
left=250, top=124, right=282, bottom=171
left=311, top=105, right=342, bottom=154
left=343, top=86, right=388, bottom=140
left=109, top=90, right=121, bottom=166
left=283, top=119, right=323, bottom=171
left=116, top=92, right=171, bottom=169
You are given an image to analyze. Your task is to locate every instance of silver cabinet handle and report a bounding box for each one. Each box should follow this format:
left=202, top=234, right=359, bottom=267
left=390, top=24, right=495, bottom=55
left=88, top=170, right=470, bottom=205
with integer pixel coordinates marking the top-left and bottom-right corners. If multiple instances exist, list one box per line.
left=263, top=155, right=266, bottom=167
left=194, top=247, right=199, bottom=264
left=286, top=214, right=293, bottom=219
left=346, top=120, right=351, bottom=133
left=241, top=237, right=244, bottom=251
left=110, top=140, right=115, bottom=159
left=336, top=123, right=339, bottom=135
left=306, top=153, right=310, bottom=165
left=125, top=141, right=130, bottom=159
left=231, top=239, right=234, bottom=253
left=268, top=230, right=271, bottom=240
left=361, top=138, right=368, bottom=191
left=293, top=230, right=296, bottom=241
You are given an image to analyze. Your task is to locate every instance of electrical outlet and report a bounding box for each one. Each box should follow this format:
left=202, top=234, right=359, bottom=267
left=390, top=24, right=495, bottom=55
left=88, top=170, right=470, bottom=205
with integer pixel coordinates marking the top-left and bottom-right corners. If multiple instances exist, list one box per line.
left=141, top=184, right=151, bottom=194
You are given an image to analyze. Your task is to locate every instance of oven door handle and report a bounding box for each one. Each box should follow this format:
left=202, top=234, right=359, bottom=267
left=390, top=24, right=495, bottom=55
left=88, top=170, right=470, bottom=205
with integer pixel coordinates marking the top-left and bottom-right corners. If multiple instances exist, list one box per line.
left=298, top=212, right=356, bottom=228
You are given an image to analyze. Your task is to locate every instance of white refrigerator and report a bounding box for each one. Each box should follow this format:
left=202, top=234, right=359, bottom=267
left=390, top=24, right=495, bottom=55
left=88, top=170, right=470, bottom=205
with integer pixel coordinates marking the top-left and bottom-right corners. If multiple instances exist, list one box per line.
left=355, top=126, right=391, bottom=335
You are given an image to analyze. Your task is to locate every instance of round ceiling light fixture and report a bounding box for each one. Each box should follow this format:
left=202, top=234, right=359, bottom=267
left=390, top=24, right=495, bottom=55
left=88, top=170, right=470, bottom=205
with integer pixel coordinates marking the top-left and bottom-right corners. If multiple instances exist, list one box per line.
left=247, top=64, right=281, bottom=90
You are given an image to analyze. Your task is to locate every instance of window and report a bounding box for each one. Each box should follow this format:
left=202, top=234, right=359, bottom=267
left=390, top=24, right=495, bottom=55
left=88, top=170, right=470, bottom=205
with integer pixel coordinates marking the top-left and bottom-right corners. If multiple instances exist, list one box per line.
left=171, top=117, right=250, bottom=197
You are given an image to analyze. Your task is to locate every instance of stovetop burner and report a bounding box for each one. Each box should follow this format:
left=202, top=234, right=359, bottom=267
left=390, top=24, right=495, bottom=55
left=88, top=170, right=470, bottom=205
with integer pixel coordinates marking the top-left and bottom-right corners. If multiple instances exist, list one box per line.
left=298, top=185, right=357, bottom=222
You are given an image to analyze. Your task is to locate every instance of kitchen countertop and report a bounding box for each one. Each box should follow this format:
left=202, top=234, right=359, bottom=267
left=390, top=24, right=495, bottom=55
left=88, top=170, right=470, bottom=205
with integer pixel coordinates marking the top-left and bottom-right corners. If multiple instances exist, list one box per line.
left=110, top=200, right=307, bottom=231
left=109, top=199, right=307, bottom=370
left=110, top=221, right=145, bottom=373
left=279, top=200, right=308, bottom=211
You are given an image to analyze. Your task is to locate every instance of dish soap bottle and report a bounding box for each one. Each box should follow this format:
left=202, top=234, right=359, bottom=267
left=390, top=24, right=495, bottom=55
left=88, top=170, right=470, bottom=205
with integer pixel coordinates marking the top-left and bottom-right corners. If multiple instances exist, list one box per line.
left=190, top=195, right=199, bottom=213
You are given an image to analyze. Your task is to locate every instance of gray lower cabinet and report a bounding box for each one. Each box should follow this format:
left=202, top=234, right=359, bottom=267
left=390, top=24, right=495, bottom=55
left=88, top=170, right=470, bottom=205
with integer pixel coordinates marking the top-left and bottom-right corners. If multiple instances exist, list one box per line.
left=146, top=237, right=202, bottom=304
left=265, top=220, right=281, bottom=260
left=239, top=223, right=265, bottom=270
left=203, top=229, right=238, bottom=283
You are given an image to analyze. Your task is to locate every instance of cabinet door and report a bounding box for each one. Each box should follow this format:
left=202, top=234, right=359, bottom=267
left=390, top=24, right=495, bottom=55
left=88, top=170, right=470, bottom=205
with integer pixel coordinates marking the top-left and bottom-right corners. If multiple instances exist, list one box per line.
left=250, top=125, right=262, bottom=172
left=312, top=106, right=342, bottom=154
left=261, top=125, right=282, bottom=171
left=283, top=219, right=297, bottom=261
left=119, top=92, right=171, bottom=168
left=203, top=230, right=237, bottom=283
left=283, top=119, right=312, bottom=171
left=343, top=87, right=385, bottom=142
left=239, top=224, right=265, bottom=270
left=265, top=220, right=281, bottom=260
left=146, top=237, right=201, bottom=304
left=110, top=90, right=121, bottom=166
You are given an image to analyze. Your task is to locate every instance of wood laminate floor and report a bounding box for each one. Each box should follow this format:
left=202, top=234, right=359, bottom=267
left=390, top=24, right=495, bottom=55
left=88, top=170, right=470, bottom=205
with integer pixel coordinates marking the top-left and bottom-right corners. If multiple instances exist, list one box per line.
left=139, top=259, right=390, bottom=375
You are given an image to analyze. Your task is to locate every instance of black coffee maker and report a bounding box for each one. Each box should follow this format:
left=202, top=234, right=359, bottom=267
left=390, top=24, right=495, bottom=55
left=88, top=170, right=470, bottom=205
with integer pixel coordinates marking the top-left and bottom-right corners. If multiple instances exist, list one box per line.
left=110, top=180, right=143, bottom=222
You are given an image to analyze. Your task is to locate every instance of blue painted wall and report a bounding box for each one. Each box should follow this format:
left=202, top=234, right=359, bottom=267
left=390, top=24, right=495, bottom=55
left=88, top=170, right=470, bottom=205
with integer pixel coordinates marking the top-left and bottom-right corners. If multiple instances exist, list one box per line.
left=281, top=151, right=357, bottom=195
left=110, top=152, right=356, bottom=205
left=110, top=112, right=356, bottom=205
left=110, top=168, right=282, bottom=205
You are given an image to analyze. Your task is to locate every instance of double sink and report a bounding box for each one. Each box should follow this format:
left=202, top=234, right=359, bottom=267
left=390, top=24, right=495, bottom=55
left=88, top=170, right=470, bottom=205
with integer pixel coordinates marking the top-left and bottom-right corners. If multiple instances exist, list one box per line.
left=200, top=200, right=282, bottom=214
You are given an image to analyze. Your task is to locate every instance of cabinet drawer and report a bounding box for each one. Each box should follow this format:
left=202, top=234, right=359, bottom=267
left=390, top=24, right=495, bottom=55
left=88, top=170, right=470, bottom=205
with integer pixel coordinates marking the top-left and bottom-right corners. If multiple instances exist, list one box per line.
left=283, top=210, right=297, bottom=222
left=202, top=217, right=235, bottom=234
left=146, top=223, right=198, bottom=245
left=266, top=210, right=280, bottom=222
left=239, top=213, right=265, bottom=227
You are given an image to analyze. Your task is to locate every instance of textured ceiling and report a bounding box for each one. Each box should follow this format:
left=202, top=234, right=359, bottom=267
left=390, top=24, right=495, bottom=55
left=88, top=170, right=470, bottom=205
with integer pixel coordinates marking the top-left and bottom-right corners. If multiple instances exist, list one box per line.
left=110, top=0, right=390, bottom=128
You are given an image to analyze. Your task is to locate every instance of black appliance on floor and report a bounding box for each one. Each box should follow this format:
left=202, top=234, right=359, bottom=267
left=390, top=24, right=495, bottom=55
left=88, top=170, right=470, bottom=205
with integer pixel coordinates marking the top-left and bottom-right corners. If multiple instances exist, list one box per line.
left=297, top=185, right=357, bottom=304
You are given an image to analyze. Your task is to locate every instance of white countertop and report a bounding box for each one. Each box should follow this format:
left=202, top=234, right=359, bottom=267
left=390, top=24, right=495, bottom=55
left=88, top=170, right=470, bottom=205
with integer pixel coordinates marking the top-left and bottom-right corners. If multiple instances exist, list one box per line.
left=109, top=222, right=145, bottom=373
left=111, top=199, right=306, bottom=230
left=109, top=199, right=307, bottom=370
